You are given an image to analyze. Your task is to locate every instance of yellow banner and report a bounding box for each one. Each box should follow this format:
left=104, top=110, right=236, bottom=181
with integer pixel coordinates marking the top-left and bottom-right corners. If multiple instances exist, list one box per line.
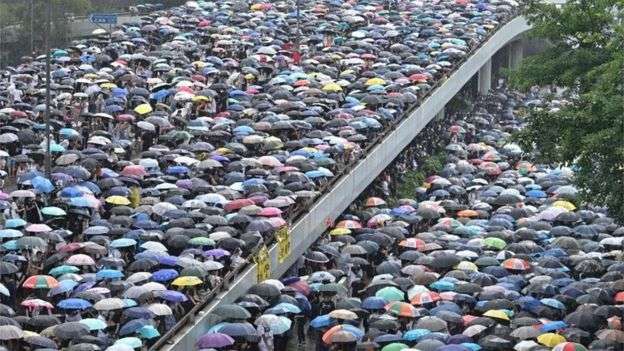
left=255, top=245, right=271, bottom=282
left=276, top=226, right=291, bottom=263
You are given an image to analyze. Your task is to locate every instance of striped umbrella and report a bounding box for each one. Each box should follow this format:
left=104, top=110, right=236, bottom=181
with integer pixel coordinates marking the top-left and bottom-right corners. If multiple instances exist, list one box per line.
left=23, top=275, right=59, bottom=289
left=385, top=301, right=420, bottom=318
left=410, top=291, right=441, bottom=305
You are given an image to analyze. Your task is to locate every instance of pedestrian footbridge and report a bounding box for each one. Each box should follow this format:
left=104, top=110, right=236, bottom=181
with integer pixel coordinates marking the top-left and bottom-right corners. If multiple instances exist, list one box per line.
left=155, top=13, right=536, bottom=351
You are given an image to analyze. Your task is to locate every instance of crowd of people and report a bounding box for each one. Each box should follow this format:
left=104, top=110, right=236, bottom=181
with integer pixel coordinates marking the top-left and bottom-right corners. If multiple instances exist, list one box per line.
left=217, top=87, right=622, bottom=351
left=0, top=0, right=521, bottom=350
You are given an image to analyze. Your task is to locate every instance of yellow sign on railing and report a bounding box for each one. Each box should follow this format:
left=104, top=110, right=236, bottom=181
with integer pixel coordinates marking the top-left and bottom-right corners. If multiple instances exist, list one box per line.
left=276, top=226, right=291, bottom=263
left=255, top=245, right=270, bottom=282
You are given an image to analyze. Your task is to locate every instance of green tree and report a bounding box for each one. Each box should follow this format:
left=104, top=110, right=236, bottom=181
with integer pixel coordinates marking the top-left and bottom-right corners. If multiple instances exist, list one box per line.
left=509, top=0, right=624, bottom=220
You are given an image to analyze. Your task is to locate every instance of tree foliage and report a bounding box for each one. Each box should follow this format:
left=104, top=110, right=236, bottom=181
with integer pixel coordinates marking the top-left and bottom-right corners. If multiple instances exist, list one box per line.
left=510, top=0, right=624, bottom=220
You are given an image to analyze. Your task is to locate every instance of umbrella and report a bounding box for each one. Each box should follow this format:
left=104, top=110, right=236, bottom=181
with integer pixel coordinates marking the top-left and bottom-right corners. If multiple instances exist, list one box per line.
left=0, top=325, right=23, bottom=340
left=196, top=333, right=235, bottom=349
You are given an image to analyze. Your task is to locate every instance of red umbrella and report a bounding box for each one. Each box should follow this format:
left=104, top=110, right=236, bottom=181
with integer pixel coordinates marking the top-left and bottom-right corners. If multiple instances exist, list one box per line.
left=502, top=258, right=531, bottom=271
left=224, top=199, right=255, bottom=212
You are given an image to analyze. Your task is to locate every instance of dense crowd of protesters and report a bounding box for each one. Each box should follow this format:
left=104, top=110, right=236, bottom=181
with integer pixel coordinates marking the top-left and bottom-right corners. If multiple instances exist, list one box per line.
left=218, top=86, right=622, bottom=351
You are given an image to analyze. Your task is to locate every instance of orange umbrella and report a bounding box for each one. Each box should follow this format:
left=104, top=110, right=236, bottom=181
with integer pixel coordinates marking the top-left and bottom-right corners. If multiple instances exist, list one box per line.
left=457, top=210, right=479, bottom=218
left=365, top=197, right=386, bottom=207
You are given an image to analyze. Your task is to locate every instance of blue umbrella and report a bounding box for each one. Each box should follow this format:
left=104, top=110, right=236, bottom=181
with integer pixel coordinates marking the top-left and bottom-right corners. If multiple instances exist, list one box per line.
left=96, top=269, right=125, bottom=280
left=124, top=307, right=155, bottom=319
left=403, top=329, right=432, bottom=341
left=59, top=186, right=83, bottom=198
left=152, top=269, right=179, bottom=282
left=540, top=298, right=566, bottom=310
left=526, top=189, right=547, bottom=198
left=362, top=296, right=387, bottom=310
left=2, top=241, right=17, bottom=250
left=5, top=218, right=26, bottom=228
left=111, top=238, right=137, bottom=248
left=540, top=320, right=568, bottom=332
left=269, top=302, right=301, bottom=314
left=58, top=298, right=92, bottom=310
left=166, top=166, right=189, bottom=175
left=48, top=280, right=78, bottom=297
left=0, top=229, right=23, bottom=239
left=155, top=290, right=187, bottom=303
left=120, top=319, right=151, bottom=336
left=310, top=314, right=333, bottom=328
left=138, top=325, right=160, bottom=339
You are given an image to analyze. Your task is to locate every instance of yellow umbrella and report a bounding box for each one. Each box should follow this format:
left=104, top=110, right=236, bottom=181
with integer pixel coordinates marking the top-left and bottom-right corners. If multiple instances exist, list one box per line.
left=192, top=61, right=207, bottom=68
left=537, top=333, right=566, bottom=347
left=192, top=95, right=210, bottom=103
left=100, top=82, right=117, bottom=89
left=329, top=228, right=351, bottom=236
left=134, top=103, right=153, bottom=115
left=216, top=147, right=233, bottom=155
left=250, top=3, right=264, bottom=10
left=172, top=276, right=203, bottom=287
left=483, top=309, right=510, bottom=321
left=454, top=261, right=478, bottom=272
left=105, top=196, right=131, bottom=206
left=322, top=83, right=342, bottom=92
left=552, top=200, right=576, bottom=211
left=365, top=77, right=386, bottom=86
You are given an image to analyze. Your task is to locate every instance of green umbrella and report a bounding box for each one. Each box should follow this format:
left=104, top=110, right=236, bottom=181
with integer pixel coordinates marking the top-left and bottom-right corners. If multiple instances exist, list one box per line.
left=375, top=287, right=405, bottom=302
left=41, top=206, right=67, bottom=217
left=52, top=49, right=68, bottom=58
left=483, top=237, right=507, bottom=250
left=115, top=337, right=142, bottom=348
left=79, top=318, right=107, bottom=331
left=381, top=343, right=409, bottom=351
left=49, top=265, right=79, bottom=277
left=188, top=237, right=216, bottom=246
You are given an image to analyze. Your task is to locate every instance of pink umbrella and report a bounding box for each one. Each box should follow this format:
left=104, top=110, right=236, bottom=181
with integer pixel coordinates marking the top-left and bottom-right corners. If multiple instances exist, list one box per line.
left=258, top=207, right=282, bottom=217
left=257, top=156, right=283, bottom=167
left=66, top=254, right=96, bottom=266
left=0, top=191, right=9, bottom=201
left=120, top=165, right=147, bottom=178
left=26, top=224, right=52, bottom=233
left=21, top=298, right=54, bottom=310
left=268, top=217, right=287, bottom=228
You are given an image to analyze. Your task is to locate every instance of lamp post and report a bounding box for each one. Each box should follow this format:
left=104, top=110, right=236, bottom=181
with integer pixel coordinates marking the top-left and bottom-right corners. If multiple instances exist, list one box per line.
left=44, top=0, right=52, bottom=177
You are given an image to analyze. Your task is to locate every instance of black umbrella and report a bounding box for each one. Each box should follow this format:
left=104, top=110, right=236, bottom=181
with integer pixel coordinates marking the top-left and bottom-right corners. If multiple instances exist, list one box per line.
left=54, top=322, right=90, bottom=340
left=214, top=304, right=252, bottom=320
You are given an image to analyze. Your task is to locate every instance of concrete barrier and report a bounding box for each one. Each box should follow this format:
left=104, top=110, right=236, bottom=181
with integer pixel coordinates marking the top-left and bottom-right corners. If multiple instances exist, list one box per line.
left=158, top=15, right=532, bottom=351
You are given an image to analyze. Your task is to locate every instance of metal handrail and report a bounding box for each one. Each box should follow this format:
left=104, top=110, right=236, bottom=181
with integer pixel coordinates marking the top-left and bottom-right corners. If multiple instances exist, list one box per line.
left=149, top=10, right=521, bottom=350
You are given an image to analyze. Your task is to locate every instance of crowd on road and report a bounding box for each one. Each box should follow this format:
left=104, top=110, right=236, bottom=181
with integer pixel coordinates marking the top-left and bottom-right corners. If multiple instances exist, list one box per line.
left=0, top=0, right=520, bottom=349
left=215, top=86, right=623, bottom=351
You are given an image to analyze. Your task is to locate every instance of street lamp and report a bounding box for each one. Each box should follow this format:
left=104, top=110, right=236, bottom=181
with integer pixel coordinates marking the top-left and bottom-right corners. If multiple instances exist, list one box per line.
left=44, top=0, right=52, bottom=176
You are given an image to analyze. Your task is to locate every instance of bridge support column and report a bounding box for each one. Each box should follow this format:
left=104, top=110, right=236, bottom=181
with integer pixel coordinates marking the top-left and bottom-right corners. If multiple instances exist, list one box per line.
left=508, top=40, right=524, bottom=69
left=478, top=58, right=492, bottom=95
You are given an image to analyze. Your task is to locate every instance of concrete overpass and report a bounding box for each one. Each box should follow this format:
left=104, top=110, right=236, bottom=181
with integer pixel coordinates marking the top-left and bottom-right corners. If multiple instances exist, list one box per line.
left=153, top=14, right=536, bottom=351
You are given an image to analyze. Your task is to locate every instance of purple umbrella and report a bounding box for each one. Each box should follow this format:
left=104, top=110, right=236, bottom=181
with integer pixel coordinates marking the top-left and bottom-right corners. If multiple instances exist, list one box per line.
left=203, top=249, right=231, bottom=259
left=156, top=290, right=188, bottom=303
left=196, top=332, right=235, bottom=349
